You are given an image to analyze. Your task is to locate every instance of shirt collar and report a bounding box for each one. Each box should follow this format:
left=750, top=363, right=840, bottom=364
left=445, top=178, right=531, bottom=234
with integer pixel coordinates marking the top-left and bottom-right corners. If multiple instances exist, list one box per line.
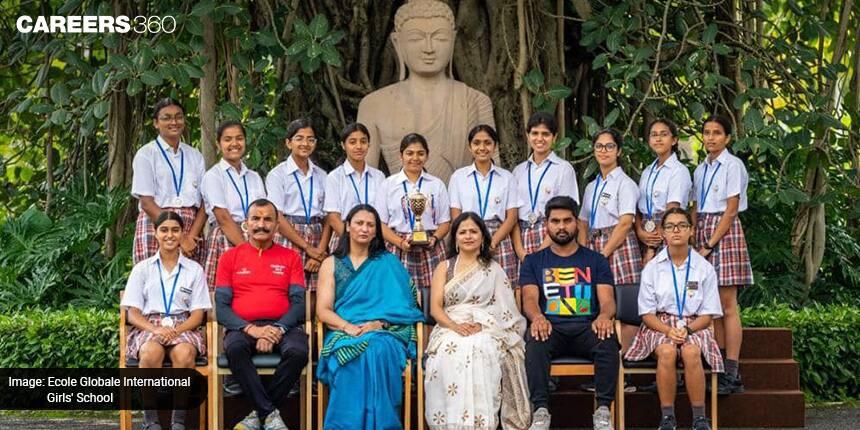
left=707, top=149, right=730, bottom=166
left=284, top=154, right=318, bottom=176
left=151, top=252, right=189, bottom=271
left=603, top=165, right=624, bottom=180
left=654, top=153, right=680, bottom=170
left=655, top=247, right=699, bottom=269
left=395, top=169, right=430, bottom=185
left=466, top=162, right=498, bottom=178
left=155, top=137, right=184, bottom=155
left=219, top=158, right=247, bottom=177
left=342, top=160, right=369, bottom=177
left=528, top=151, right=560, bottom=167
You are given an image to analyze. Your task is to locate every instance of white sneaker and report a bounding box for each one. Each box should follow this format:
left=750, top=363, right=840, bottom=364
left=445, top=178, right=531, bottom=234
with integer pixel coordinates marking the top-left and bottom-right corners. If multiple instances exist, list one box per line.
left=234, top=410, right=260, bottom=430
left=593, top=405, right=614, bottom=430
left=529, top=407, right=551, bottom=430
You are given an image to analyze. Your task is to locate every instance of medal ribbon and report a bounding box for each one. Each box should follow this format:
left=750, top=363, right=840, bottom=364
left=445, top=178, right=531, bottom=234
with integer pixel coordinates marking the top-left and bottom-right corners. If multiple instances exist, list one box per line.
left=348, top=171, right=369, bottom=205
left=528, top=160, right=552, bottom=216
left=225, top=167, right=250, bottom=219
left=670, top=247, right=692, bottom=318
left=699, top=162, right=722, bottom=210
left=401, top=177, right=425, bottom=231
left=645, top=159, right=662, bottom=220
left=155, top=137, right=185, bottom=203
left=472, top=169, right=495, bottom=219
left=589, top=175, right=610, bottom=232
left=156, top=259, right=182, bottom=316
left=292, top=171, right=314, bottom=224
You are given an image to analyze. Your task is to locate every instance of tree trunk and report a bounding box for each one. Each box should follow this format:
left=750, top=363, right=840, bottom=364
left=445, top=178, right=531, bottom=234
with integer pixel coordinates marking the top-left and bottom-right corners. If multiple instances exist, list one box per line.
left=199, top=14, right=219, bottom=168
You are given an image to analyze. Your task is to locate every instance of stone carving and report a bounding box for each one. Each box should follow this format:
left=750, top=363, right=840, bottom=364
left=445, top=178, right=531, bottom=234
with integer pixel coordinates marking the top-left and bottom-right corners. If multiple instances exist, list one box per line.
left=358, top=0, right=495, bottom=183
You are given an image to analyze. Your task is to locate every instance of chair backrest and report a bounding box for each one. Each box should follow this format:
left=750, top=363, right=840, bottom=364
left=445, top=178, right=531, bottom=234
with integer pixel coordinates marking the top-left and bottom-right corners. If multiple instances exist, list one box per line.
left=421, top=286, right=436, bottom=326
left=614, top=283, right=642, bottom=326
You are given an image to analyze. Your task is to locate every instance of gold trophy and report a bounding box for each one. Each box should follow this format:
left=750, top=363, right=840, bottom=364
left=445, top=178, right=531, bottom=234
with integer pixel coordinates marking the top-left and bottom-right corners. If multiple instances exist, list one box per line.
left=408, top=189, right=430, bottom=246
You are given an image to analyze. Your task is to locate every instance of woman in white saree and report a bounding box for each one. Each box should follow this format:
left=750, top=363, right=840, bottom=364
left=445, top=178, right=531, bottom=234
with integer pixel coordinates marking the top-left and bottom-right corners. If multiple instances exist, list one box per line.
left=424, top=212, right=531, bottom=430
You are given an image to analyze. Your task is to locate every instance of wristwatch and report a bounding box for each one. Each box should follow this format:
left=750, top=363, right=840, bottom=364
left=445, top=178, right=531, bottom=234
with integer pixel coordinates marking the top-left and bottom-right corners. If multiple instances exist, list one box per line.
left=703, top=241, right=715, bottom=250
left=685, top=326, right=695, bottom=336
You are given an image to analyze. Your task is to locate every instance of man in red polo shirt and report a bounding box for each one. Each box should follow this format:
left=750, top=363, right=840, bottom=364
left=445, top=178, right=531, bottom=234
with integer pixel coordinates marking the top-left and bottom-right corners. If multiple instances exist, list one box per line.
left=215, top=198, right=308, bottom=430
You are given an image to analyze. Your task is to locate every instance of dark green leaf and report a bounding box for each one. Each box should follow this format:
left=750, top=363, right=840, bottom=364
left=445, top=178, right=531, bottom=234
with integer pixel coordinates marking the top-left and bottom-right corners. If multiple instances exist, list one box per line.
left=126, top=79, right=143, bottom=96
left=287, top=39, right=310, bottom=56
left=140, top=70, right=163, bottom=87
left=603, top=108, right=619, bottom=127
left=320, top=45, right=342, bottom=67
left=702, top=23, right=718, bottom=44
left=309, top=15, right=330, bottom=39
left=546, top=84, right=572, bottom=100
left=191, top=0, right=216, bottom=17
left=523, top=69, right=545, bottom=93
left=49, top=83, right=70, bottom=105
left=93, top=100, right=110, bottom=119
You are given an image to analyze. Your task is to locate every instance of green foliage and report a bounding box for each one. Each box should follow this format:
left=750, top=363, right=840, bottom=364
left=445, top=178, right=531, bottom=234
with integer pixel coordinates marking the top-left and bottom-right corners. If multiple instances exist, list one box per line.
left=0, top=185, right=131, bottom=311
left=743, top=304, right=860, bottom=401
left=523, top=68, right=573, bottom=113
left=0, top=308, right=118, bottom=368
left=287, top=15, right=346, bottom=73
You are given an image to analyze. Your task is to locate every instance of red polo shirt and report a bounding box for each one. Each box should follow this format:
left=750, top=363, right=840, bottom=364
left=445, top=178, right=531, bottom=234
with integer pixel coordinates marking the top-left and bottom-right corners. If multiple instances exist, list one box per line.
left=215, top=242, right=305, bottom=322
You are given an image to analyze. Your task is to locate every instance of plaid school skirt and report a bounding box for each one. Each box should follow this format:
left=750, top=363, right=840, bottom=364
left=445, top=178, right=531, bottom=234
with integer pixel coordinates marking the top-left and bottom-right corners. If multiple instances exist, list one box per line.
left=386, top=231, right=446, bottom=289
left=624, top=312, right=724, bottom=372
left=519, top=220, right=548, bottom=256
left=486, top=219, right=519, bottom=284
left=202, top=225, right=248, bottom=290
left=274, top=215, right=323, bottom=291
left=126, top=312, right=207, bottom=360
left=696, top=213, right=754, bottom=286
left=133, top=207, right=199, bottom=264
left=588, top=226, right=642, bottom=285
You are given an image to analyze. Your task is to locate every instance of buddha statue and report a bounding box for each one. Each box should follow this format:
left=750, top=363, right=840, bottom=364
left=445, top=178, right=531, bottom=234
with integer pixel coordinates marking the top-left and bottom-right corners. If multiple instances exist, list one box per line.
left=358, top=0, right=496, bottom=183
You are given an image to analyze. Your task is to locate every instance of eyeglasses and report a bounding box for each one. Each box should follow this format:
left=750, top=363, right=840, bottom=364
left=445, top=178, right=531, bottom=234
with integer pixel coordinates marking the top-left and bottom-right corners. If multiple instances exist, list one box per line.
left=663, top=222, right=691, bottom=232
left=157, top=114, right=185, bottom=122
left=292, top=136, right=318, bottom=144
left=593, top=143, right=617, bottom=152
left=649, top=131, right=672, bottom=138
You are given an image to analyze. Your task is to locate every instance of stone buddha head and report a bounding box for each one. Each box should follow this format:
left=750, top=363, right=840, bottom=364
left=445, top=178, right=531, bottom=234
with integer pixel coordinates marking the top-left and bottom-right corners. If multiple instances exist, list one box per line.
left=391, top=0, right=457, bottom=80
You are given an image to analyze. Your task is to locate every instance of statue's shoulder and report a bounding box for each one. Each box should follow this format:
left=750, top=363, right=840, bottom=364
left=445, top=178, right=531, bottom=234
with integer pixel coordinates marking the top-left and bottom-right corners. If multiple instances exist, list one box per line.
left=357, top=82, right=407, bottom=119
left=360, top=82, right=406, bottom=104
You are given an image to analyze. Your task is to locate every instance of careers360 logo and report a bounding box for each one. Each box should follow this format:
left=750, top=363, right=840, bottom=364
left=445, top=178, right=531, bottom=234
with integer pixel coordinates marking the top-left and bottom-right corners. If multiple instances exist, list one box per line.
left=16, top=16, right=176, bottom=34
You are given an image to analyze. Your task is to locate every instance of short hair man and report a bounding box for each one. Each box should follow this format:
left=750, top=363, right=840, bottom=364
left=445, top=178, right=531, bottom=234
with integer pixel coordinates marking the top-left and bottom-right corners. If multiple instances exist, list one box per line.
left=215, top=199, right=308, bottom=430
left=520, top=196, right=619, bottom=430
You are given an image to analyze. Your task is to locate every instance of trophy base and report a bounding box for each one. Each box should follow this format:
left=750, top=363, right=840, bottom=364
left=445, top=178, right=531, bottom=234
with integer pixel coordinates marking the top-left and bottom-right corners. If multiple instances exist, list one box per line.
left=409, top=231, right=430, bottom=247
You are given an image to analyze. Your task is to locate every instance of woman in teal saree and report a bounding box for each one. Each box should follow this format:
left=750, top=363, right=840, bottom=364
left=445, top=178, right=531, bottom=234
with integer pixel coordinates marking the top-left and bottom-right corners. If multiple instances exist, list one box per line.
left=316, top=204, right=425, bottom=430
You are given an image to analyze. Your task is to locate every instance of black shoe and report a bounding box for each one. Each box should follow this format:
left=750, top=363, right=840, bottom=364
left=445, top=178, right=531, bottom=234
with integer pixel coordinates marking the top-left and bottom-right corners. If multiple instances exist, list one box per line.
left=287, top=380, right=300, bottom=398
left=657, top=414, right=677, bottom=430
left=548, top=376, right=560, bottom=392
left=223, top=375, right=243, bottom=397
left=717, top=373, right=745, bottom=395
left=692, top=416, right=712, bottom=430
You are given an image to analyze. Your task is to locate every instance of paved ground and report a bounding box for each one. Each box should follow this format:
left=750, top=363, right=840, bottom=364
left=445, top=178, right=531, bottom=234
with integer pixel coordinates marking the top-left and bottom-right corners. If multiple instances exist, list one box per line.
left=0, top=405, right=855, bottom=429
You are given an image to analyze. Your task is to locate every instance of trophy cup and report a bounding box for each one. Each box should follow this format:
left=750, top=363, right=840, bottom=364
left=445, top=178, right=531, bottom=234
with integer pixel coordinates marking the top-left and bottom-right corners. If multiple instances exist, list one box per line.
left=408, top=190, right=430, bottom=246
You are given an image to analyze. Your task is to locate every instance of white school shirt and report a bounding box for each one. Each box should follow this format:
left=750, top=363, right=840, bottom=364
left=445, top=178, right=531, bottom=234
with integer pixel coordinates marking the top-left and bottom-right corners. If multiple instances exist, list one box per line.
left=448, top=163, right=520, bottom=222
left=323, top=161, right=385, bottom=219
left=692, top=149, right=748, bottom=213
left=120, top=253, right=211, bottom=316
left=636, top=153, right=693, bottom=216
left=512, top=152, right=580, bottom=222
left=579, top=166, right=639, bottom=229
left=265, top=155, right=328, bottom=219
left=201, top=159, right=267, bottom=223
left=637, top=247, right=722, bottom=317
left=131, top=139, right=206, bottom=208
left=377, top=170, right=451, bottom=233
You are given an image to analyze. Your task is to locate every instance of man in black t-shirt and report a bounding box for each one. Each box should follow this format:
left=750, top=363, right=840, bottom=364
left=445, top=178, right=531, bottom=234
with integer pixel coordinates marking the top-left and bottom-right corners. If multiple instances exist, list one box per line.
left=520, top=196, right=619, bottom=430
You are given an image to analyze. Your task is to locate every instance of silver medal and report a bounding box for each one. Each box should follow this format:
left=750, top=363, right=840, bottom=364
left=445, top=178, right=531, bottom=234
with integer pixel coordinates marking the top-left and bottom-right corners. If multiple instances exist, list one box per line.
left=241, top=221, right=249, bottom=233
left=675, top=319, right=686, bottom=328
left=173, top=197, right=182, bottom=207
left=528, top=212, right=538, bottom=226
left=161, top=316, right=175, bottom=328
left=644, top=219, right=656, bottom=233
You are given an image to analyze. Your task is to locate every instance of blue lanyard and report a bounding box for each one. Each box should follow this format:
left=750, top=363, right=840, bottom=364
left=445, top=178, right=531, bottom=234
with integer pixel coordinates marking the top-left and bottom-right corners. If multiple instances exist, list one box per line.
left=670, top=247, right=692, bottom=318
left=528, top=159, right=552, bottom=214
left=699, top=162, right=722, bottom=209
left=156, top=259, right=182, bottom=316
left=401, top=177, right=425, bottom=230
left=589, top=175, right=610, bottom=230
left=348, top=171, right=369, bottom=205
left=645, top=159, right=662, bottom=220
left=155, top=137, right=185, bottom=198
left=225, top=167, right=250, bottom=218
left=292, top=171, right=314, bottom=223
left=472, top=170, right=495, bottom=219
